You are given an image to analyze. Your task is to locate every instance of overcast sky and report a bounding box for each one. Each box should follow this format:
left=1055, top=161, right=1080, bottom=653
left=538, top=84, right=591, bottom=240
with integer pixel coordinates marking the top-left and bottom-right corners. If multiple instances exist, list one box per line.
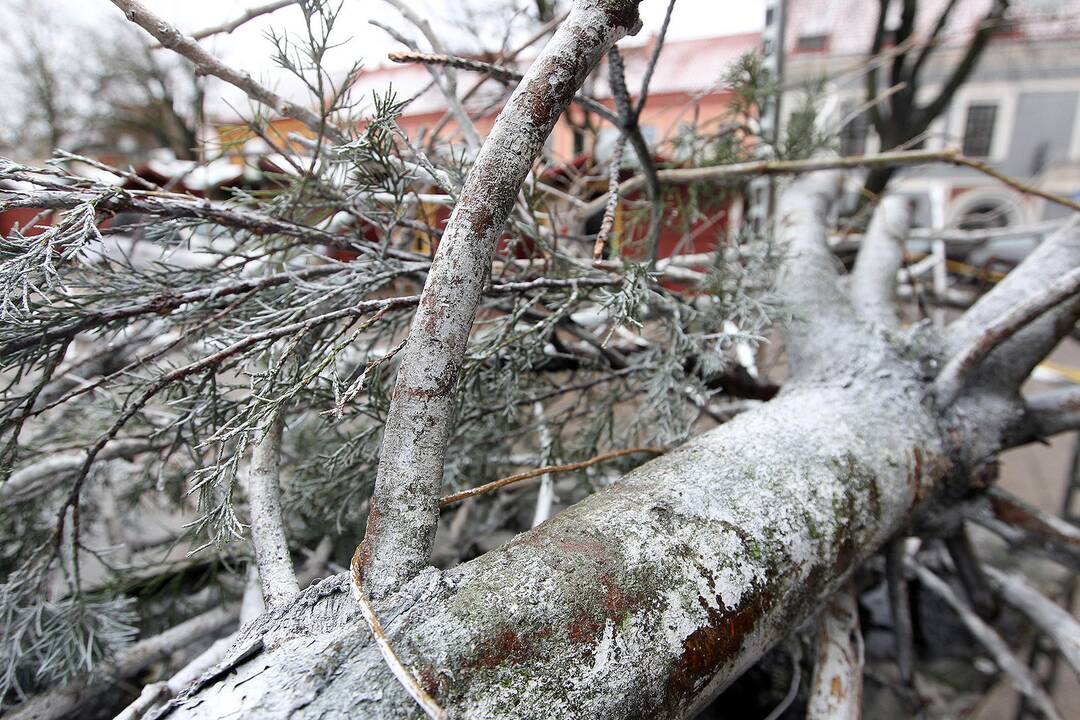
left=2, top=1, right=765, bottom=129
left=65, top=0, right=766, bottom=74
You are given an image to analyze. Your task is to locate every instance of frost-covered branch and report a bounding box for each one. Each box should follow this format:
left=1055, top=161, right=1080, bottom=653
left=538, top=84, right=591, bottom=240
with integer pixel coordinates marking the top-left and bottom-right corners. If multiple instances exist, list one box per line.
left=936, top=266, right=1080, bottom=405
left=851, top=195, right=911, bottom=328
left=1024, top=385, right=1080, bottom=440
left=247, top=408, right=300, bottom=608
left=807, top=584, right=863, bottom=720
left=357, top=0, right=644, bottom=599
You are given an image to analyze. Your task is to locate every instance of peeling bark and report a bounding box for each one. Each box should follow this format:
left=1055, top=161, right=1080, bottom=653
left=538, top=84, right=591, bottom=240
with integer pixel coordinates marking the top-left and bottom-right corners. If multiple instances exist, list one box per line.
left=807, top=584, right=863, bottom=720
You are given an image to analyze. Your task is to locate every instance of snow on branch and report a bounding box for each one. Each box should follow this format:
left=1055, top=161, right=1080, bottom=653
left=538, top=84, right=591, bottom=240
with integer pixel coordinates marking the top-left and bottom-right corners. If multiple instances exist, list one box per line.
left=356, top=0, right=645, bottom=599
left=850, top=195, right=911, bottom=328
left=936, top=266, right=1080, bottom=405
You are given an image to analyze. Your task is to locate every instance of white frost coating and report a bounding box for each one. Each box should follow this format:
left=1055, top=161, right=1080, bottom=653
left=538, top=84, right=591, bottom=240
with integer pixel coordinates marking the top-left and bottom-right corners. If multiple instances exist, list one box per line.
left=944, top=223, right=1080, bottom=395
left=774, top=170, right=866, bottom=380
left=360, top=0, right=643, bottom=598
left=247, top=411, right=300, bottom=608
left=851, top=195, right=911, bottom=328
left=161, top=366, right=951, bottom=720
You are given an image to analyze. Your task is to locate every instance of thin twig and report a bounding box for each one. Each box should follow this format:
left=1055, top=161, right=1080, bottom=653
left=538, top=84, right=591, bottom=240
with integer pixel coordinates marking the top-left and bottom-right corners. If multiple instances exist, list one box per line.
left=109, top=0, right=340, bottom=142
left=387, top=50, right=619, bottom=124
left=592, top=135, right=627, bottom=260
left=439, top=446, right=666, bottom=508
left=349, top=562, right=446, bottom=720
left=576, top=149, right=1080, bottom=221
left=185, top=0, right=297, bottom=43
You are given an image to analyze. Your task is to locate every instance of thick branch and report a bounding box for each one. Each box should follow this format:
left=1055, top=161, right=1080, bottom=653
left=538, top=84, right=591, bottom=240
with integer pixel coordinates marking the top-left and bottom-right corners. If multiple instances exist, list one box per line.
left=937, top=266, right=1080, bottom=405
left=851, top=195, right=911, bottom=328
left=160, top=369, right=954, bottom=719
left=774, top=170, right=862, bottom=378
left=1025, top=385, right=1080, bottom=439
left=807, top=584, right=863, bottom=720
left=946, top=221, right=1080, bottom=396
left=358, top=0, right=643, bottom=599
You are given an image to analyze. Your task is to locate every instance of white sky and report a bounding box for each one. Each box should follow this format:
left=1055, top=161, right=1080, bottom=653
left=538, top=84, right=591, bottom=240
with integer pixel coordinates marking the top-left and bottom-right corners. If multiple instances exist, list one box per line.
left=6, top=1, right=765, bottom=123
left=59, top=1, right=765, bottom=72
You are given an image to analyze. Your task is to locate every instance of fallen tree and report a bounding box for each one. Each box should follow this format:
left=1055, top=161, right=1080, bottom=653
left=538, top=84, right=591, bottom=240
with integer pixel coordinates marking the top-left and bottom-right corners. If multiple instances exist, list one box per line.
left=4, top=1, right=1080, bottom=718
left=147, top=160, right=1079, bottom=718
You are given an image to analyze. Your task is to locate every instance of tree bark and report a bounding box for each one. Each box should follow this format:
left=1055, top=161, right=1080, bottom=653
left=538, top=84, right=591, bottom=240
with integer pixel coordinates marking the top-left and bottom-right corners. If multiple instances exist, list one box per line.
left=359, top=0, right=644, bottom=598
left=156, top=353, right=959, bottom=718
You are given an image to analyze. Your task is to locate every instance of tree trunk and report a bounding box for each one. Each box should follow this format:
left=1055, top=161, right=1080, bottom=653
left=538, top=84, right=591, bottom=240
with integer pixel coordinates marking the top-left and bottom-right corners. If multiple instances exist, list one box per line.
left=155, top=350, right=960, bottom=719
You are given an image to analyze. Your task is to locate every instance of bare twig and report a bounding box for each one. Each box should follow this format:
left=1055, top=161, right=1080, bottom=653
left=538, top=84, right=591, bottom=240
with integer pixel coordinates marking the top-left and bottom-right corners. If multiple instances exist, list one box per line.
left=984, top=565, right=1080, bottom=679
left=386, top=50, right=619, bottom=124
left=381, top=0, right=480, bottom=153
left=592, top=134, right=627, bottom=259
left=936, top=267, right=1080, bottom=405
left=964, top=488, right=1080, bottom=573
left=185, top=0, right=297, bottom=42
left=576, top=149, right=1080, bottom=221
left=606, top=46, right=663, bottom=266
left=439, top=446, right=665, bottom=508
left=911, top=562, right=1062, bottom=720
left=349, top=563, right=446, bottom=720
left=108, top=0, right=340, bottom=142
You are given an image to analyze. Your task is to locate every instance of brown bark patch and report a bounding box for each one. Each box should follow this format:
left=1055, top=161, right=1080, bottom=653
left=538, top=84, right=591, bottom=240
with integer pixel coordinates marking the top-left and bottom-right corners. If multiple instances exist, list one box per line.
left=664, top=587, right=774, bottom=707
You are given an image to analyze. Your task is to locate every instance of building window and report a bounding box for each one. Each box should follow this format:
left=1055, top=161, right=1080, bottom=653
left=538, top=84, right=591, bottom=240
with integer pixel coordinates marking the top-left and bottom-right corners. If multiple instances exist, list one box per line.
left=796, top=33, right=829, bottom=52
left=962, top=103, right=998, bottom=157
left=839, top=104, right=869, bottom=156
